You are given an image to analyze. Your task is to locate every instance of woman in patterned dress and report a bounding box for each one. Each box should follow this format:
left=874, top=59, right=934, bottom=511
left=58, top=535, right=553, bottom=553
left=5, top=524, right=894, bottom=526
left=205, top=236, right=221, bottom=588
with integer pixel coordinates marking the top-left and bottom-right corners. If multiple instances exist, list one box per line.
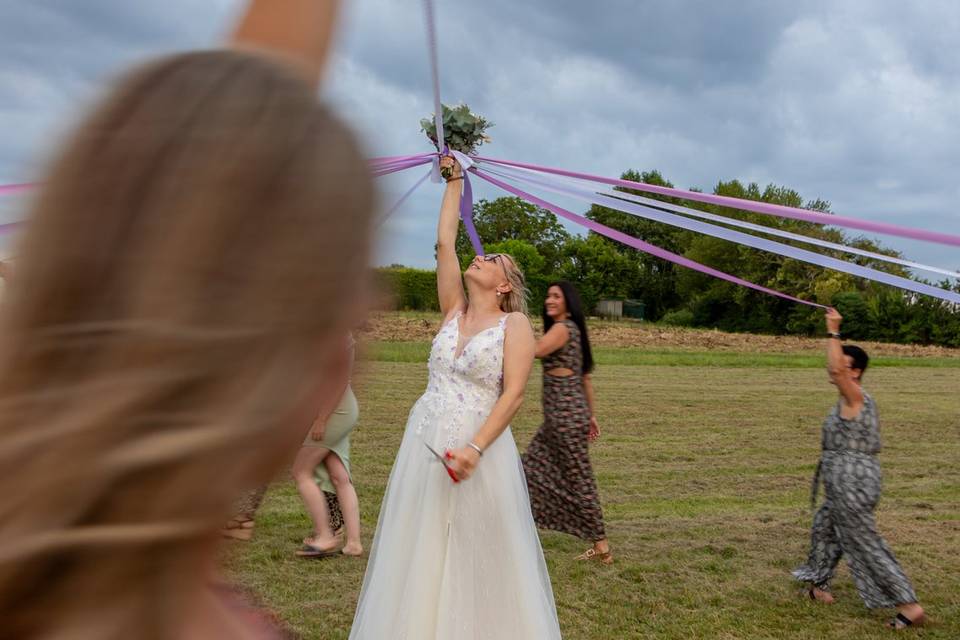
left=793, top=308, right=926, bottom=630
left=522, top=281, right=611, bottom=564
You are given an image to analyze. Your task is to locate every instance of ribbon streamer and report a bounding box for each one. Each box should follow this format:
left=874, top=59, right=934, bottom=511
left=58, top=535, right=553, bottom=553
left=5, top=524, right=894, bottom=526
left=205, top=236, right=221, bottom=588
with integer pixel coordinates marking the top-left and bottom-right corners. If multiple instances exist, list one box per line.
left=372, top=157, right=433, bottom=178
left=422, top=0, right=445, bottom=184
left=473, top=168, right=826, bottom=309
left=370, top=153, right=435, bottom=165
left=481, top=164, right=960, bottom=305
left=447, top=150, right=483, bottom=255
left=477, top=155, right=960, bottom=248
left=488, top=163, right=959, bottom=280
left=379, top=169, right=432, bottom=226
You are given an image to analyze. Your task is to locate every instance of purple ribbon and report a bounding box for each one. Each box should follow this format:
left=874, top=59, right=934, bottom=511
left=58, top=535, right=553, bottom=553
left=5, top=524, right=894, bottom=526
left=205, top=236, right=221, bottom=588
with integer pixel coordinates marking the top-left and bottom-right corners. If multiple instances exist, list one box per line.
left=460, top=170, right=483, bottom=256
left=423, top=0, right=444, bottom=153
left=477, top=155, right=960, bottom=248
left=482, top=165, right=960, bottom=304
left=371, top=153, right=435, bottom=165
left=446, top=150, right=483, bottom=255
left=474, top=168, right=825, bottom=308
left=372, top=157, right=433, bottom=178
left=379, top=169, right=432, bottom=226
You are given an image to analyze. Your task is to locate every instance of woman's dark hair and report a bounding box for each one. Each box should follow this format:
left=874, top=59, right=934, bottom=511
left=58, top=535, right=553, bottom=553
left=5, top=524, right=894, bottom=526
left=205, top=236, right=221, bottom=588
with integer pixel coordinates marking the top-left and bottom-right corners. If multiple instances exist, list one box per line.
left=842, top=345, right=869, bottom=379
left=542, top=281, right=594, bottom=374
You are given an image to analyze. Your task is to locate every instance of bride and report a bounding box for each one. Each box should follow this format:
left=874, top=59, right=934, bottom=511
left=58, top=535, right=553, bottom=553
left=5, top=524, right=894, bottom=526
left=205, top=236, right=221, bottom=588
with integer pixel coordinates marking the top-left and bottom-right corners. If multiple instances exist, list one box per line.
left=349, top=157, right=562, bottom=639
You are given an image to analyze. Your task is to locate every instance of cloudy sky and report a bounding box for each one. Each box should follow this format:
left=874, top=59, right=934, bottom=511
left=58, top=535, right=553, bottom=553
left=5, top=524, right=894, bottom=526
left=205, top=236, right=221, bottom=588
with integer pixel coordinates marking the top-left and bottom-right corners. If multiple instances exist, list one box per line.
left=0, top=0, right=958, bottom=274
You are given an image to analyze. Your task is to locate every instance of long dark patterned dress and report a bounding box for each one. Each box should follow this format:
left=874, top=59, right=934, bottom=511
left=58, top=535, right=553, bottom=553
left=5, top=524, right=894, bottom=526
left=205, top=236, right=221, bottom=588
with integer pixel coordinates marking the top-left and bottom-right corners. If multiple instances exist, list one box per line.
left=793, top=392, right=918, bottom=608
left=522, top=319, right=606, bottom=542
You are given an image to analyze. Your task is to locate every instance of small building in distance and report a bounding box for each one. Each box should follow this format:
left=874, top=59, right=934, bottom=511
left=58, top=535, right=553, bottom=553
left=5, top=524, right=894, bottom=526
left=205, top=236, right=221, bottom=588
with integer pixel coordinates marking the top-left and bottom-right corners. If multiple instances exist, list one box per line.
left=595, top=299, right=645, bottom=320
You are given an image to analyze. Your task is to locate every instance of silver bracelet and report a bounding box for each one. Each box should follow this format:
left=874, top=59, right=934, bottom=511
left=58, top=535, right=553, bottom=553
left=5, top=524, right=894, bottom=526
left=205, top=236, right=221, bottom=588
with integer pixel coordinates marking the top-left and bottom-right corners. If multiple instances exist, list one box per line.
left=467, top=442, right=484, bottom=457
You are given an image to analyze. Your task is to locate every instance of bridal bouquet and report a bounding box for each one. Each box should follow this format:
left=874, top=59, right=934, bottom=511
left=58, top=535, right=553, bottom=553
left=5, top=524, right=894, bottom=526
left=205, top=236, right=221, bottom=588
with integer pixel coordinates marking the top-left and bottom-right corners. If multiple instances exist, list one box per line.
left=421, top=104, right=492, bottom=179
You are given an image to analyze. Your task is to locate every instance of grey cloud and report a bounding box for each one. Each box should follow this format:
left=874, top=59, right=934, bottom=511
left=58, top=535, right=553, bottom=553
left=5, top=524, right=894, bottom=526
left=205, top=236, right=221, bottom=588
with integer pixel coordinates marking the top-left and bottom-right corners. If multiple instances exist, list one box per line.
left=0, top=0, right=957, bottom=273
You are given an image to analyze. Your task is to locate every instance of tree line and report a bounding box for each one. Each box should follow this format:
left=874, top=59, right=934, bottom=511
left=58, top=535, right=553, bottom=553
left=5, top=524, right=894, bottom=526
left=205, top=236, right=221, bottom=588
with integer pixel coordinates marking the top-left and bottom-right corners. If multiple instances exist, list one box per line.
left=379, top=169, right=960, bottom=347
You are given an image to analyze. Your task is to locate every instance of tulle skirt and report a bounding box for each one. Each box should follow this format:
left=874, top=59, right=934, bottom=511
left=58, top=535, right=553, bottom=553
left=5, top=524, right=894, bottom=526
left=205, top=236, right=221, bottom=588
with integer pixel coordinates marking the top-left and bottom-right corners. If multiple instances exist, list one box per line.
left=349, top=392, right=561, bottom=639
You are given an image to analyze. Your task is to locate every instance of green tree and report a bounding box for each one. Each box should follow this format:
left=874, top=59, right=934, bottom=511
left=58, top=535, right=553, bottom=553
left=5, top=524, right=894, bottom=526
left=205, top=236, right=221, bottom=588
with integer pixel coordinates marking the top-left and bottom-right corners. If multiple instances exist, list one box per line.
left=585, top=169, right=688, bottom=319
left=559, top=234, right=638, bottom=313
left=482, top=239, right=550, bottom=311
left=456, top=197, right=571, bottom=274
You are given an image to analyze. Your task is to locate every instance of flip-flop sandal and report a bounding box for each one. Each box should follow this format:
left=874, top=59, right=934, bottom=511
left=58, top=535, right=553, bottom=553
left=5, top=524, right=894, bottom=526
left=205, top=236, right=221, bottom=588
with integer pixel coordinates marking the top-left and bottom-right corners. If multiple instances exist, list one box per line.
left=296, top=542, right=339, bottom=559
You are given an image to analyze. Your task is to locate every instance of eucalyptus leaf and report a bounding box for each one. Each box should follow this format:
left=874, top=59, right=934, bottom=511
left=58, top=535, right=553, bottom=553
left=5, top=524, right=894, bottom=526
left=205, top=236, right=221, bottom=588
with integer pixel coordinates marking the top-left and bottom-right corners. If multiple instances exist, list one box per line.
left=422, top=103, right=493, bottom=154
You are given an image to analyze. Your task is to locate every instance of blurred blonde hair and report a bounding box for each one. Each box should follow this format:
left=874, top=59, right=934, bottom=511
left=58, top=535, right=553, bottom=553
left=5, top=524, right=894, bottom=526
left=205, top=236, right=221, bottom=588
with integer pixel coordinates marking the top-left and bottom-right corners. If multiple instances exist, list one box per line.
left=496, top=253, right=529, bottom=316
left=0, top=50, right=374, bottom=637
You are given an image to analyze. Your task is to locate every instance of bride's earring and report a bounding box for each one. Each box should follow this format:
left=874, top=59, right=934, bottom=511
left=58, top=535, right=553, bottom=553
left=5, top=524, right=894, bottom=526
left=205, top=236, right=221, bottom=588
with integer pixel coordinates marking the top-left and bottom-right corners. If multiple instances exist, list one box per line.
left=496, top=291, right=502, bottom=297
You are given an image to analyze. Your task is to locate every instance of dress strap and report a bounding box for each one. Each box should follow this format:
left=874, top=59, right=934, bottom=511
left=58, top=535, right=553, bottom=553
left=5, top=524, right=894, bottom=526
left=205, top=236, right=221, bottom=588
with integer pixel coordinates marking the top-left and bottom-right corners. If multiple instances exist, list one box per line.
left=443, top=309, right=464, bottom=328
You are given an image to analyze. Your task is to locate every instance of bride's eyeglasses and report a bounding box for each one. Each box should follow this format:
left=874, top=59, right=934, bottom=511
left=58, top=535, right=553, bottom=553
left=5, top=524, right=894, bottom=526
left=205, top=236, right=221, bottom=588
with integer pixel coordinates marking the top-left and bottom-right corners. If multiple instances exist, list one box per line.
left=483, top=253, right=509, bottom=279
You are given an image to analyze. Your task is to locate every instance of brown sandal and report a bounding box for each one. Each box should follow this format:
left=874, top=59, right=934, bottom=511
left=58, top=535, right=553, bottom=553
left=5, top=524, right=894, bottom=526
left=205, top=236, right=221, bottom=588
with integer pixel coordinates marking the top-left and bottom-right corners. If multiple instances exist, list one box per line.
left=575, top=547, right=613, bottom=565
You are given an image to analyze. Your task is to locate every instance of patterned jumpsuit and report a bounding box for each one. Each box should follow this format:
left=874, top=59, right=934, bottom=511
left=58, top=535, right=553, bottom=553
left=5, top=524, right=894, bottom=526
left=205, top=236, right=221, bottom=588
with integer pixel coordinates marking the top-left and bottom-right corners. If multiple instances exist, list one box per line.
left=793, top=392, right=918, bottom=608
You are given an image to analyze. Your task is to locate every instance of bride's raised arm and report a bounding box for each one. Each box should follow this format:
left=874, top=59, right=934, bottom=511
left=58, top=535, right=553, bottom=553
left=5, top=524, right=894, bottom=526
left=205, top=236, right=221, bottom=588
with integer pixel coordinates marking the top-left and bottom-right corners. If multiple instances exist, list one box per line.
left=436, top=157, right=468, bottom=320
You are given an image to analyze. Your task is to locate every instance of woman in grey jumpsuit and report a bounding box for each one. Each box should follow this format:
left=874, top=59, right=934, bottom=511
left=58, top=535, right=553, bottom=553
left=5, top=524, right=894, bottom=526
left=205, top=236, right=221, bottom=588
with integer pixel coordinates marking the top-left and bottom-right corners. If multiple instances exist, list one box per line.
left=793, top=308, right=926, bottom=630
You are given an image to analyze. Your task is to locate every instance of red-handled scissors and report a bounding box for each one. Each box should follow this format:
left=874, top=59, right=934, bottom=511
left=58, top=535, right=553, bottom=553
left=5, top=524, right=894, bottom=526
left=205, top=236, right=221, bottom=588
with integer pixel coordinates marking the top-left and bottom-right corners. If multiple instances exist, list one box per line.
left=424, top=442, right=460, bottom=483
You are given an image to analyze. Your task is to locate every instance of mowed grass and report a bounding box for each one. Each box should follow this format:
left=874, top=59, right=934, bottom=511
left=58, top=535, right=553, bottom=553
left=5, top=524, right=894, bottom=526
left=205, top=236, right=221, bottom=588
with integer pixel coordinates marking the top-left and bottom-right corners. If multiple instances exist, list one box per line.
left=367, top=340, right=960, bottom=369
left=224, top=353, right=960, bottom=639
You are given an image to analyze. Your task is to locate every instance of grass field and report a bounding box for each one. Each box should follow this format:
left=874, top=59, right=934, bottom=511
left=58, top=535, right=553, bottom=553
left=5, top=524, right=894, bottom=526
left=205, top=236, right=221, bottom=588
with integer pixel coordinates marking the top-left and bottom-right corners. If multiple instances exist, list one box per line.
left=225, top=324, right=960, bottom=639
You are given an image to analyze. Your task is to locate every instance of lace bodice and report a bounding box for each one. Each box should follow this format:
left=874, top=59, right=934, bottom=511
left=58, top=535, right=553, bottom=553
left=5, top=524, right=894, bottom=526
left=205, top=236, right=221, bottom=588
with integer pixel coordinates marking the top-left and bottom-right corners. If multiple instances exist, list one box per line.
left=415, top=312, right=507, bottom=450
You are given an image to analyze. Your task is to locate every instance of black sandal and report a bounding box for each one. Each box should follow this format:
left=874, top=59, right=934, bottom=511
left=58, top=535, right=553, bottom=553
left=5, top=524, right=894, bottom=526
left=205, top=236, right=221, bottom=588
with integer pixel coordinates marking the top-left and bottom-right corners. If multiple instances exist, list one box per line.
left=888, top=612, right=925, bottom=630
left=806, top=587, right=834, bottom=604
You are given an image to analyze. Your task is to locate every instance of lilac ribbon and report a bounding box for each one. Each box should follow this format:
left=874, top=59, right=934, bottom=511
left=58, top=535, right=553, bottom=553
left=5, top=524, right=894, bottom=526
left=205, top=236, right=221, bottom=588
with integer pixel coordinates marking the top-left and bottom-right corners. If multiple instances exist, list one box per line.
left=474, top=168, right=825, bottom=308
left=489, top=163, right=959, bottom=280
left=372, top=157, right=433, bottom=178
left=379, top=169, right=432, bottom=227
left=477, top=156, right=960, bottom=248
left=422, top=0, right=446, bottom=184
left=482, top=164, right=960, bottom=304
left=447, top=150, right=483, bottom=255
left=459, top=170, right=484, bottom=256
left=371, top=153, right=435, bottom=165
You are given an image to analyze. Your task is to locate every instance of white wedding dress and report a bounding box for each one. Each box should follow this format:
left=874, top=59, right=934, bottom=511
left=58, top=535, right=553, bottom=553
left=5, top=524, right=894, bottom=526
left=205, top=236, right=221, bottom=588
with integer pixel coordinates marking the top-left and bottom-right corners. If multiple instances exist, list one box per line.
left=349, top=312, right=561, bottom=639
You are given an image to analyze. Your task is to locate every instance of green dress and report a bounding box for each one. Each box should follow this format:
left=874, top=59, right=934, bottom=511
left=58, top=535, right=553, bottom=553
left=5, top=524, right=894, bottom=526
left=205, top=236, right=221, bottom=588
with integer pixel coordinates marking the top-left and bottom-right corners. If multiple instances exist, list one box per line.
left=303, top=385, right=359, bottom=492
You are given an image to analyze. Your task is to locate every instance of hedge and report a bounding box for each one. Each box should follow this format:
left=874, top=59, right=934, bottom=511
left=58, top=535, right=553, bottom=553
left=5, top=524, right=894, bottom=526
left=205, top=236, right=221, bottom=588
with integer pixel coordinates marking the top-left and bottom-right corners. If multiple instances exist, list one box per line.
left=375, top=267, right=550, bottom=314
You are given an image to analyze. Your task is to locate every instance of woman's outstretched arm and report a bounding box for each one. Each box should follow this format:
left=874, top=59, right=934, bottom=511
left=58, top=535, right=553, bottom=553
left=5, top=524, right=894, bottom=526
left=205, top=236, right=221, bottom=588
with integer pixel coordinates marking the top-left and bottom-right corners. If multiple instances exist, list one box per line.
left=436, top=157, right=467, bottom=319
left=230, top=0, right=341, bottom=88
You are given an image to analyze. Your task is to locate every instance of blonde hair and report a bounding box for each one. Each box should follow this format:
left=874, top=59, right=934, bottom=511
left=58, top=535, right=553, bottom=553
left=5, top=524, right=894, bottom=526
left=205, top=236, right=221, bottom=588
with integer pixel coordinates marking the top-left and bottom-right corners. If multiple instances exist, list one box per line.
left=0, top=51, right=374, bottom=637
left=497, top=253, right=529, bottom=316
